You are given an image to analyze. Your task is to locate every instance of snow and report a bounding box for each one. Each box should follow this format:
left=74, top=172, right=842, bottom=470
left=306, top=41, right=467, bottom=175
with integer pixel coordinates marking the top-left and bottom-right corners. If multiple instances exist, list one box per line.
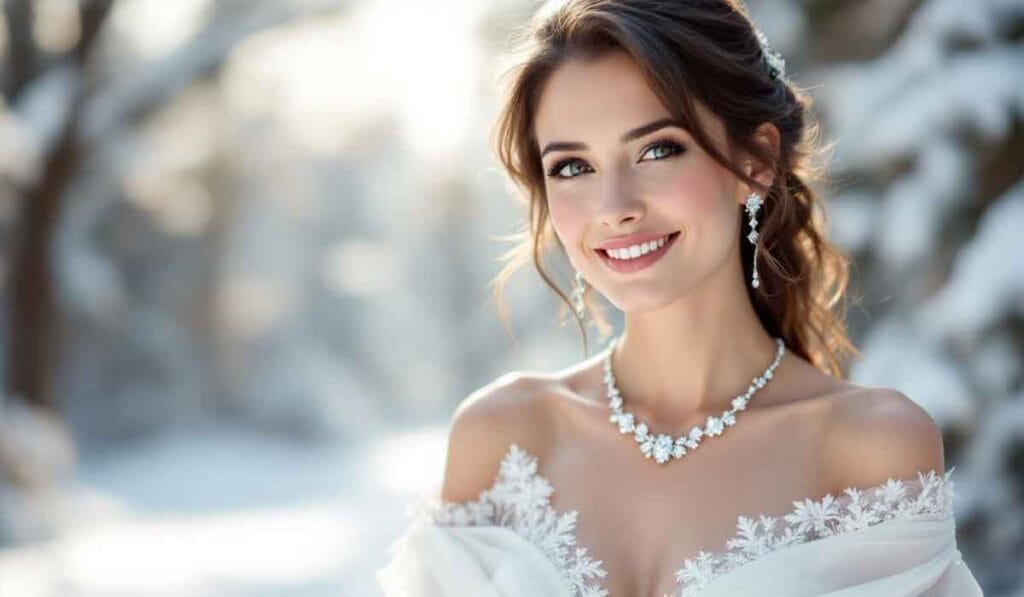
left=850, top=319, right=976, bottom=428
left=0, top=422, right=450, bottom=597
left=921, top=180, right=1024, bottom=339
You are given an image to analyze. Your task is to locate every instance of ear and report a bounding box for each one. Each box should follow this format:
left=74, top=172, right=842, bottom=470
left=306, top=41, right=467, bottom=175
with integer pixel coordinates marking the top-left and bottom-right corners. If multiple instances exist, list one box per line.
left=739, top=122, right=780, bottom=203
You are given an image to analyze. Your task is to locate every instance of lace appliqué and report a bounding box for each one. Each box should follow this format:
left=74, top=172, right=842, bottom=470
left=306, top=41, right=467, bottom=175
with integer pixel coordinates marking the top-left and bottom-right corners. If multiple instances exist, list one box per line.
left=405, top=443, right=959, bottom=597
left=409, top=443, right=609, bottom=597
left=673, top=468, right=958, bottom=596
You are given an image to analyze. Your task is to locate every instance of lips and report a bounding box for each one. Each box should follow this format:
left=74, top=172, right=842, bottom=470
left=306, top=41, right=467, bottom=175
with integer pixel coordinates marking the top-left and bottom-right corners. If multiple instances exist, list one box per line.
left=596, top=231, right=680, bottom=274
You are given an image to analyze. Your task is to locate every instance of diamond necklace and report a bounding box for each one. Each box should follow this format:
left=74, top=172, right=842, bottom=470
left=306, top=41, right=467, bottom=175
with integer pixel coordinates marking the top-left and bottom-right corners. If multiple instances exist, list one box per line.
left=603, top=337, right=786, bottom=464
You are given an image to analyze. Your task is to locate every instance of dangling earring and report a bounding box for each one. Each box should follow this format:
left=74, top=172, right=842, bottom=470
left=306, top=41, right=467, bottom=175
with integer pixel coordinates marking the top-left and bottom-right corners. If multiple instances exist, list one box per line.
left=745, top=192, right=763, bottom=289
left=571, top=270, right=587, bottom=320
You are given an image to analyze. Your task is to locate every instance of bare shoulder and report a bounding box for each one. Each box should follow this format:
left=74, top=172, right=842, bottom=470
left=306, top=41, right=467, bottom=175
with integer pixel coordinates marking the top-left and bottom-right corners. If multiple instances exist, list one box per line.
left=820, top=384, right=946, bottom=493
left=439, top=371, right=553, bottom=502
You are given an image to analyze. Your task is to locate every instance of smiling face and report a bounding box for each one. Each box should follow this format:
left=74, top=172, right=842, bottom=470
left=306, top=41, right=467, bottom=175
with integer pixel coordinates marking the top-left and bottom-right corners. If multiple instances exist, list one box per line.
left=535, top=49, right=749, bottom=313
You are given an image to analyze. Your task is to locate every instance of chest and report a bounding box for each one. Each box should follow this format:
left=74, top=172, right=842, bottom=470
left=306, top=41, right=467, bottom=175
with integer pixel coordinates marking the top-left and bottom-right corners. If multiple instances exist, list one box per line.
left=543, top=406, right=826, bottom=596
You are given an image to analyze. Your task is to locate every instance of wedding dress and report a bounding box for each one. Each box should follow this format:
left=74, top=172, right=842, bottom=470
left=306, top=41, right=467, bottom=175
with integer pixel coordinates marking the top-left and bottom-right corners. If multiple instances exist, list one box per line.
left=375, top=442, right=983, bottom=596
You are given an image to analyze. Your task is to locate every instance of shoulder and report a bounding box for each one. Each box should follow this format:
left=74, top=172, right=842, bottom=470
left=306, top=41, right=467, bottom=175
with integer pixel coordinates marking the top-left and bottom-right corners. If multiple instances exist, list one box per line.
left=819, top=385, right=946, bottom=493
left=440, top=371, right=553, bottom=502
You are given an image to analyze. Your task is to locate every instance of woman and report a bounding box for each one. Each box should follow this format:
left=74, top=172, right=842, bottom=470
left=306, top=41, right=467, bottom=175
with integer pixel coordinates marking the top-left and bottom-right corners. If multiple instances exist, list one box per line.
left=376, top=0, right=983, bottom=595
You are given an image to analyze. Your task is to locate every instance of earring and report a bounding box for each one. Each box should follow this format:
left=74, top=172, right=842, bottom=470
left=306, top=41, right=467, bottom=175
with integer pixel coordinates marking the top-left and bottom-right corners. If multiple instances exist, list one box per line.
left=745, top=192, right=763, bottom=289
left=571, top=270, right=587, bottom=320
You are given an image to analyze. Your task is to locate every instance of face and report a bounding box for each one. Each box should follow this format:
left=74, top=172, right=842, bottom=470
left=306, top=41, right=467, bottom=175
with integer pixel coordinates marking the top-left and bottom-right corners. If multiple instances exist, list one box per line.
left=534, top=50, right=753, bottom=313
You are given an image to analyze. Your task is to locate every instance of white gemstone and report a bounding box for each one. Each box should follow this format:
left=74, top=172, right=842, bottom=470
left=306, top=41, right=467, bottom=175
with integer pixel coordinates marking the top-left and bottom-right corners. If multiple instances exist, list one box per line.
left=603, top=334, right=785, bottom=465
left=653, top=434, right=673, bottom=463
left=653, top=435, right=673, bottom=463
left=747, top=230, right=758, bottom=244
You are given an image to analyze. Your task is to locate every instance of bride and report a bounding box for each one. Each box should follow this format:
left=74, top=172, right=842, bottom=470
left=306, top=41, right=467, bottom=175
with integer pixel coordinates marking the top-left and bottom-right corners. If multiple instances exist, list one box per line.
left=376, top=0, right=983, bottom=595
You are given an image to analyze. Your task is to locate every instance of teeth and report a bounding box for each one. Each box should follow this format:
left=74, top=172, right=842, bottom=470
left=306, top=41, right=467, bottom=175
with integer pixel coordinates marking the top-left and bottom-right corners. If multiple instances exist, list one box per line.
left=605, top=234, right=672, bottom=260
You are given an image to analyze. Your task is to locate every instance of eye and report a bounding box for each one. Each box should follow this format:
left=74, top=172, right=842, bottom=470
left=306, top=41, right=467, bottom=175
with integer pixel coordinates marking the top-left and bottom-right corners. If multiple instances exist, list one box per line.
left=546, top=158, right=593, bottom=180
left=639, top=139, right=685, bottom=162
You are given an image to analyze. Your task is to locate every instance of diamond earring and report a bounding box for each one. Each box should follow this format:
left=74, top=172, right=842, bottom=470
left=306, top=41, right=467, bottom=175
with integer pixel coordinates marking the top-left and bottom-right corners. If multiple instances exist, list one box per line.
left=571, top=270, right=587, bottom=320
left=745, top=192, right=763, bottom=289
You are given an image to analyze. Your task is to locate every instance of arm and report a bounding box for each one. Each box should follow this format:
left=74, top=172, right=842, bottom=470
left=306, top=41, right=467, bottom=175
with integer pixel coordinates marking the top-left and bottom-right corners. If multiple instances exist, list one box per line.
left=820, top=387, right=946, bottom=494
left=440, top=372, right=544, bottom=503
left=377, top=372, right=571, bottom=597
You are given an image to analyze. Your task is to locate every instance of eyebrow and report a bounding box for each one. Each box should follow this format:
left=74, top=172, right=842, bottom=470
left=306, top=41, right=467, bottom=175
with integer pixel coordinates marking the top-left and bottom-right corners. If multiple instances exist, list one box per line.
left=539, top=117, right=683, bottom=158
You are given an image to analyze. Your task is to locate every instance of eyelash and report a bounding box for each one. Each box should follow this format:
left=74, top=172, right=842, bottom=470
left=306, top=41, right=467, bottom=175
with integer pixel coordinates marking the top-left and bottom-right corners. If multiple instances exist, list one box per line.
left=544, top=138, right=686, bottom=180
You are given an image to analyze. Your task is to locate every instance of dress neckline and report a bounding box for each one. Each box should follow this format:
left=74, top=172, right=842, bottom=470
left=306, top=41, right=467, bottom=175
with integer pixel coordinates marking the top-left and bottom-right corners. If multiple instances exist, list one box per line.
left=409, top=442, right=957, bottom=597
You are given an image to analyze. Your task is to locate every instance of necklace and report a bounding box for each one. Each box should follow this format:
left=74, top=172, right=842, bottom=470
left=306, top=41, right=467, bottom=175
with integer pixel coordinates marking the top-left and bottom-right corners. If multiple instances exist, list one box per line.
left=603, top=337, right=786, bottom=464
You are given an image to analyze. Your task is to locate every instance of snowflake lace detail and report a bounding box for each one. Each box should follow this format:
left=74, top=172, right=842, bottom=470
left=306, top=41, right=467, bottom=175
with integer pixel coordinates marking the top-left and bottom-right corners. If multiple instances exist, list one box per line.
left=409, top=443, right=609, bottom=597
left=672, top=468, right=958, bottom=596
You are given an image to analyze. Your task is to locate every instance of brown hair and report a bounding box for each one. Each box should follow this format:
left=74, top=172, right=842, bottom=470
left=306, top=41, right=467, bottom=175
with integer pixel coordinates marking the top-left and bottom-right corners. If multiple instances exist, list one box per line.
left=487, top=0, right=857, bottom=377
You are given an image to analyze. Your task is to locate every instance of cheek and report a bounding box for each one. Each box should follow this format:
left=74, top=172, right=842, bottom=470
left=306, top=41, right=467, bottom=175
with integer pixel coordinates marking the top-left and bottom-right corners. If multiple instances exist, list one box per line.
left=546, top=192, right=588, bottom=246
left=653, top=165, right=732, bottom=224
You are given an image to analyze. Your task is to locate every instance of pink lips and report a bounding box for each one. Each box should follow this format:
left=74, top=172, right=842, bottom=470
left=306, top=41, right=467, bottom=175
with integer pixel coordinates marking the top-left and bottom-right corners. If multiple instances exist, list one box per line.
left=597, top=231, right=680, bottom=273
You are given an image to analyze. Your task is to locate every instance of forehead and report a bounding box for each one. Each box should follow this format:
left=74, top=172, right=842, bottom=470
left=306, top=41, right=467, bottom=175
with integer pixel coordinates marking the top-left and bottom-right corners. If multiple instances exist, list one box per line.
left=534, top=49, right=724, bottom=148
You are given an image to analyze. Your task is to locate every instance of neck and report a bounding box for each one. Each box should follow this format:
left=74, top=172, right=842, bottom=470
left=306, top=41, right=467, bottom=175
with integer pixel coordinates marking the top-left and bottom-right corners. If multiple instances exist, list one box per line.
left=608, top=261, right=780, bottom=428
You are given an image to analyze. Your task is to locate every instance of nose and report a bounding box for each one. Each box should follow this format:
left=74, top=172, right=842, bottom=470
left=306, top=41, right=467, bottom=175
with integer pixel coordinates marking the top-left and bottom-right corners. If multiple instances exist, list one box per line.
left=596, top=172, right=646, bottom=227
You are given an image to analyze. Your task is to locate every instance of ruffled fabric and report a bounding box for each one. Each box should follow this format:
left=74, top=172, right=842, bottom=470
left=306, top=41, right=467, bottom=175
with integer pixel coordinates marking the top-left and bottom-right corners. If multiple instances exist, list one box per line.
left=672, top=467, right=975, bottom=596
left=402, top=444, right=608, bottom=596
left=689, top=510, right=979, bottom=596
left=377, top=443, right=982, bottom=597
left=376, top=519, right=575, bottom=596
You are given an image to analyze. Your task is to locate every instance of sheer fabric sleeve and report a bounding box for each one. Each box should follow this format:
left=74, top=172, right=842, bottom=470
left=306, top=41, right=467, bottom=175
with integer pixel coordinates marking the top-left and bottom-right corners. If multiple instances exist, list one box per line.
left=375, top=487, right=573, bottom=597
left=677, top=470, right=983, bottom=597
left=375, top=444, right=608, bottom=597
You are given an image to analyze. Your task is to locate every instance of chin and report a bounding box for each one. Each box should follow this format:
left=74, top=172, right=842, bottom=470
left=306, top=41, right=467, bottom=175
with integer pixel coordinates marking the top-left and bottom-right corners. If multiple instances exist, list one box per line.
left=605, top=285, right=689, bottom=314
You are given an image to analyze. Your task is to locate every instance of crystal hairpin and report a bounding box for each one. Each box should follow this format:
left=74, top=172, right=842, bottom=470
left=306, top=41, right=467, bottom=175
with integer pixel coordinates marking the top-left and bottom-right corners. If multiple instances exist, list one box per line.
left=754, top=26, right=787, bottom=81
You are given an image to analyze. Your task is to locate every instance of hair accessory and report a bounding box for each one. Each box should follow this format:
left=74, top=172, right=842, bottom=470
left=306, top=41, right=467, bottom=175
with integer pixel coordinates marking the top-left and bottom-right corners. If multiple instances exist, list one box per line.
left=753, top=26, right=786, bottom=81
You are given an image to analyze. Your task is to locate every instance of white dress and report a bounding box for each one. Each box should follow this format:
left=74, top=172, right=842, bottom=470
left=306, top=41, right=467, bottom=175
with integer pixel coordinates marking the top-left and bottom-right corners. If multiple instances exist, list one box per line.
left=375, top=443, right=983, bottom=596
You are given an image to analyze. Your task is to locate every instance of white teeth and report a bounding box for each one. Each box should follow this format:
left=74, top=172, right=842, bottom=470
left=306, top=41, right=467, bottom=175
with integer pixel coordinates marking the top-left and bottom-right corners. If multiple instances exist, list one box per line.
left=605, top=234, right=673, bottom=260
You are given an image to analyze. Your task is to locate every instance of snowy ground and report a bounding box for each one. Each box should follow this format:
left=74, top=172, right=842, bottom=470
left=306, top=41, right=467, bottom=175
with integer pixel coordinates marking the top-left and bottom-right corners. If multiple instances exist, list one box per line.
left=0, top=422, right=450, bottom=597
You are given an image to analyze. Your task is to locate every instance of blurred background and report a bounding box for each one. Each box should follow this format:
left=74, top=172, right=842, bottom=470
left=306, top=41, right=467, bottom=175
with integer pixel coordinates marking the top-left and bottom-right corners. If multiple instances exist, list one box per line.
left=0, top=0, right=1021, bottom=595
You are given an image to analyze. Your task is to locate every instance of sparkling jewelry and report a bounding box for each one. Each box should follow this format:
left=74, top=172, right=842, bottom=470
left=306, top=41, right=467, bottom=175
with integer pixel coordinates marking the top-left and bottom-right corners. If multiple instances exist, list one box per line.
left=753, top=26, right=787, bottom=81
left=571, top=270, right=587, bottom=320
left=603, top=336, right=786, bottom=464
left=745, top=192, right=763, bottom=289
